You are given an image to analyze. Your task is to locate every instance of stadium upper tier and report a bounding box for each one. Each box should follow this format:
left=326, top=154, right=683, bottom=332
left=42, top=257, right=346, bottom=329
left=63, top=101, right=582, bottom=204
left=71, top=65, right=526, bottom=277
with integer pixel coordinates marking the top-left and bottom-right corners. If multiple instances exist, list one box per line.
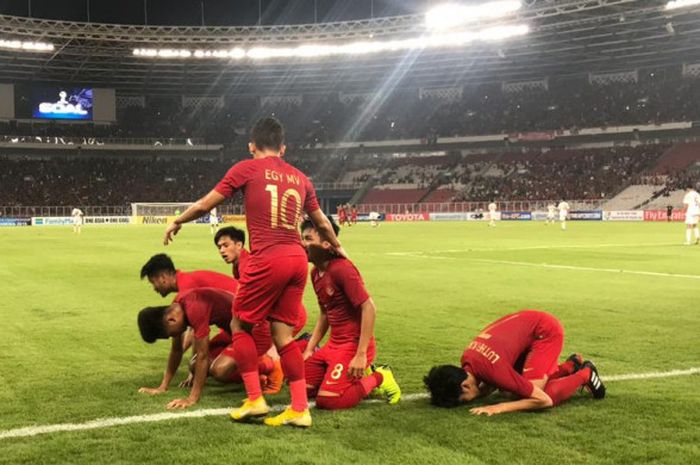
left=1, top=1, right=700, bottom=94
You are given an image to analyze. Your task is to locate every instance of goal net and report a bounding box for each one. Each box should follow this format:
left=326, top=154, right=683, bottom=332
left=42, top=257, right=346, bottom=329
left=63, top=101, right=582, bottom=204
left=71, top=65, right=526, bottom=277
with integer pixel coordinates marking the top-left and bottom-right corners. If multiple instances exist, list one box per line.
left=131, top=202, right=194, bottom=217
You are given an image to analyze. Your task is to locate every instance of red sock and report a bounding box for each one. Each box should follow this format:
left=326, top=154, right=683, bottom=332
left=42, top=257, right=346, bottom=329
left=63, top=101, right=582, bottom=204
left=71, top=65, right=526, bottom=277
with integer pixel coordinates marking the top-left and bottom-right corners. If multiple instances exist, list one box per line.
left=279, top=342, right=307, bottom=411
left=232, top=332, right=262, bottom=401
left=544, top=368, right=590, bottom=406
left=316, top=373, right=383, bottom=410
left=550, top=360, right=576, bottom=380
left=258, top=355, right=274, bottom=375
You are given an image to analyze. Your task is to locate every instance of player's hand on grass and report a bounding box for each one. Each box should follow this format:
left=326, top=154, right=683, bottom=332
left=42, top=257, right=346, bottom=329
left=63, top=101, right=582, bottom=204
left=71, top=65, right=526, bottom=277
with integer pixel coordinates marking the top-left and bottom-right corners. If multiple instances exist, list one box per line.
left=178, top=375, right=194, bottom=389
left=469, top=405, right=503, bottom=416
left=348, top=353, right=367, bottom=379
left=166, top=397, right=196, bottom=410
left=163, top=222, right=181, bottom=245
left=138, top=386, right=167, bottom=396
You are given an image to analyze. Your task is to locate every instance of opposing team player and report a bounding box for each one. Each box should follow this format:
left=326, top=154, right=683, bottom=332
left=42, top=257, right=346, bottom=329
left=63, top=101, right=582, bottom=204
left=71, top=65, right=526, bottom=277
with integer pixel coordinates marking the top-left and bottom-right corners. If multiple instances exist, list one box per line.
left=209, top=208, right=220, bottom=235
left=137, top=288, right=278, bottom=408
left=487, top=201, right=498, bottom=227
left=369, top=211, right=380, bottom=228
left=163, top=117, right=342, bottom=427
left=423, top=310, right=605, bottom=415
left=682, top=184, right=700, bottom=245
left=140, top=253, right=237, bottom=297
left=300, top=218, right=401, bottom=410
left=546, top=203, right=557, bottom=225
left=71, top=207, right=84, bottom=234
left=557, top=200, right=570, bottom=230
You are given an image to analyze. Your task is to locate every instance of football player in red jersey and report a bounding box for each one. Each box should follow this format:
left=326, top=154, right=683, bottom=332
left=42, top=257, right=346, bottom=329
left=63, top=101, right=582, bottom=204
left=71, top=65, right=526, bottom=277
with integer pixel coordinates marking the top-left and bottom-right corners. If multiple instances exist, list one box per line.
left=350, top=205, right=358, bottom=226
left=424, top=310, right=606, bottom=415
left=163, top=117, right=342, bottom=427
left=140, top=253, right=238, bottom=297
left=300, top=218, right=401, bottom=409
left=137, top=288, right=277, bottom=408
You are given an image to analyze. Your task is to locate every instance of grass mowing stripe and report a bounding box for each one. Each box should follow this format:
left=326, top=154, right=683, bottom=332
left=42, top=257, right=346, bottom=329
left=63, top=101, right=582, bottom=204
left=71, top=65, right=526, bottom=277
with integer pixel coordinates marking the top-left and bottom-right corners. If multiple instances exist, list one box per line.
left=2, top=367, right=697, bottom=441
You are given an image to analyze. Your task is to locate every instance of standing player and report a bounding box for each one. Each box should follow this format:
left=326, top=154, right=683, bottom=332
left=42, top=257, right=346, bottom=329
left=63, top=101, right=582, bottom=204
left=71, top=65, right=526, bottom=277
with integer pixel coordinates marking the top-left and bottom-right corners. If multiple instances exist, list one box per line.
left=487, top=201, right=497, bottom=227
left=369, top=211, right=380, bottom=228
left=209, top=208, right=220, bottom=235
left=163, top=117, right=343, bottom=427
left=71, top=207, right=84, bottom=234
left=301, top=218, right=401, bottom=410
left=546, top=203, right=557, bottom=225
left=682, top=184, right=700, bottom=245
left=338, top=205, right=348, bottom=227
left=350, top=205, right=358, bottom=226
left=423, top=310, right=605, bottom=415
left=557, top=200, right=570, bottom=230
left=666, top=204, right=673, bottom=223
left=140, top=253, right=238, bottom=297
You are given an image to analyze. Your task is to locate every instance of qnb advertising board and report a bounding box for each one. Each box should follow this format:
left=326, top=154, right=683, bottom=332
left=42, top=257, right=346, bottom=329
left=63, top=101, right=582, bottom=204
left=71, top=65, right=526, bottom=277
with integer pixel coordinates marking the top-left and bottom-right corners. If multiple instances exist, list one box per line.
left=32, top=87, right=93, bottom=120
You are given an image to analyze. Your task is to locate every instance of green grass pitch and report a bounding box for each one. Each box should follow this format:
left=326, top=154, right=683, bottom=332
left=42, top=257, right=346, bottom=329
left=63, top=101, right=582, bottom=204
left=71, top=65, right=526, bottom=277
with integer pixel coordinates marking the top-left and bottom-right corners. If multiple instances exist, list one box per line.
left=1, top=221, right=698, bottom=465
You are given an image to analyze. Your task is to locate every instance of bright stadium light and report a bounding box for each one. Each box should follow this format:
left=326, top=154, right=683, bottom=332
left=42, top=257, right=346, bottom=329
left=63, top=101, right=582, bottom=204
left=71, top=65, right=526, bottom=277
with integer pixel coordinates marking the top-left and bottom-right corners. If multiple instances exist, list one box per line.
left=425, top=1, right=521, bottom=30
left=133, top=24, right=528, bottom=61
left=666, top=0, right=700, bottom=9
left=0, top=39, right=54, bottom=52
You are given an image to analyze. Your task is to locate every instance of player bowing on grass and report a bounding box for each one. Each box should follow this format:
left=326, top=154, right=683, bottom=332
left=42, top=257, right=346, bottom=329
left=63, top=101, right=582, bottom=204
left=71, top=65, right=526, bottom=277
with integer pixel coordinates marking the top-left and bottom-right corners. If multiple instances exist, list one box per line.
left=163, top=117, right=343, bottom=427
left=137, top=288, right=278, bottom=408
left=424, top=310, right=605, bottom=415
left=300, top=218, right=401, bottom=410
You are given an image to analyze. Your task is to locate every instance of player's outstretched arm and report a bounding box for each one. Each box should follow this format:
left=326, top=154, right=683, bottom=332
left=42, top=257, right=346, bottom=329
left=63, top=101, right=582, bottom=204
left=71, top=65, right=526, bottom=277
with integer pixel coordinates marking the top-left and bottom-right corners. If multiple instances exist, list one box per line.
left=139, top=334, right=184, bottom=395
left=469, top=385, right=553, bottom=416
left=307, top=209, right=347, bottom=258
left=303, top=311, right=329, bottom=360
left=163, top=190, right=226, bottom=245
left=166, top=336, right=209, bottom=409
left=349, top=298, right=376, bottom=379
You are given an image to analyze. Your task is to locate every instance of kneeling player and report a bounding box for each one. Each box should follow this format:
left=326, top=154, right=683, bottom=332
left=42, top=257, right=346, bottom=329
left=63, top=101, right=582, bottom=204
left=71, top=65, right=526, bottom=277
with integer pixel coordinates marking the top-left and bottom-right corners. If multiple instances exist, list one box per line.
left=137, top=288, right=276, bottom=409
left=301, top=219, right=401, bottom=410
left=423, top=310, right=605, bottom=415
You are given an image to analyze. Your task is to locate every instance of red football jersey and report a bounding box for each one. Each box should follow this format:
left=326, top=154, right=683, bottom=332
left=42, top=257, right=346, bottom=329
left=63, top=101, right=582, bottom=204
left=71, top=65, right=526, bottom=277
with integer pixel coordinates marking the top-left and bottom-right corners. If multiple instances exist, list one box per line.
left=311, top=258, right=371, bottom=345
left=461, top=310, right=553, bottom=399
left=233, top=249, right=250, bottom=280
left=214, top=157, right=320, bottom=255
left=174, top=288, right=234, bottom=339
left=176, top=270, right=238, bottom=295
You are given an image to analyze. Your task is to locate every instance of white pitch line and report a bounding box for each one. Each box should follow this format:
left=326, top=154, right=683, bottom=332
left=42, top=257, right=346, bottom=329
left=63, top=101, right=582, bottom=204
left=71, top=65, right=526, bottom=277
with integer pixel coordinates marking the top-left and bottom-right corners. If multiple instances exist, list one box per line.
left=0, top=367, right=698, bottom=440
left=385, top=242, right=677, bottom=255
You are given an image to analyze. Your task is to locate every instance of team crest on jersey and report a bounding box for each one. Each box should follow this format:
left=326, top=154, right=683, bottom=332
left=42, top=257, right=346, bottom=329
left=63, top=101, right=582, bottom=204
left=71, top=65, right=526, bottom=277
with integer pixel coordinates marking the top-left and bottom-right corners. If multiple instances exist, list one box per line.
left=326, top=286, right=335, bottom=296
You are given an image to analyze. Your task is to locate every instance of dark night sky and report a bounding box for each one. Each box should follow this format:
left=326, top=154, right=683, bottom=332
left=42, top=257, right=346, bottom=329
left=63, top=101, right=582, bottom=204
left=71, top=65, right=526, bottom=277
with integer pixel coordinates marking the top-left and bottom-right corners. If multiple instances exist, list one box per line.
left=0, top=0, right=437, bottom=26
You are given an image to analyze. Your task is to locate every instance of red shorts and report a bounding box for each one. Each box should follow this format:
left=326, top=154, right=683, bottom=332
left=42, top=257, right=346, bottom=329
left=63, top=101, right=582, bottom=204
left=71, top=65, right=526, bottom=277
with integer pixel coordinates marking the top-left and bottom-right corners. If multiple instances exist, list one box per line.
left=221, top=322, right=273, bottom=359
left=305, top=340, right=376, bottom=395
left=234, top=253, right=307, bottom=327
left=521, top=313, right=564, bottom=380
left=208, top=330, right=232, bottom=362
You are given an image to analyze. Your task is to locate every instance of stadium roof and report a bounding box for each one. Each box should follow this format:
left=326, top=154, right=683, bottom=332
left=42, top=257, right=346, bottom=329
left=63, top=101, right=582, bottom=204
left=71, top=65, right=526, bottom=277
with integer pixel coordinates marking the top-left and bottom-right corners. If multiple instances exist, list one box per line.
left=1, top=0, right=700, bottom=95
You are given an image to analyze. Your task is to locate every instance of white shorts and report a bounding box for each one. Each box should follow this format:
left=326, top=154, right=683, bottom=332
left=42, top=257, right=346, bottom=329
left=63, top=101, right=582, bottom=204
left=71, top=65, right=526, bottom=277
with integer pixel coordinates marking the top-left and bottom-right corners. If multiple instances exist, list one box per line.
left=210, top=216, right=219, bottom=225
left=559, top=212, right=568, bottom=221
left=685, top=213, right=698, bottom=225
left=73, top=217, right=83, bottom=226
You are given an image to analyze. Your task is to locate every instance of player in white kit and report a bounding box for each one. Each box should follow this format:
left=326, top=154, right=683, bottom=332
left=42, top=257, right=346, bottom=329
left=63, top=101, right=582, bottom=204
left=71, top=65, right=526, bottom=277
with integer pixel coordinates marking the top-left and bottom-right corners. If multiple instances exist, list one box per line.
left=487, top=202, right=498, bottom=227
left=369, top=211, right=380, bottom=228
left=682, top=185, right=700, bottom=245
left=546, top=203, right=557, bottom=225
left=209, top=208, right=219, bottom=235
left=71, top=208, right=84, bottom=234
left=557, top=200, right=570, bottom=230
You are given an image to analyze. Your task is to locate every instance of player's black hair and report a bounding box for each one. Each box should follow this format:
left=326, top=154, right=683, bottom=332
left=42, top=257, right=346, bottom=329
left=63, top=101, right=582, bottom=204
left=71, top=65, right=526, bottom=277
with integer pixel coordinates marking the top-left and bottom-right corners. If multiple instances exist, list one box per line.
left=250, top=117, right=285, bottom=151
left=137, top=306, right=170, bottom=343
left=686, top=184, right=694, bottom=190
left=140, top=253, right=176, bottom=279
left=300, top=216, right=340, bottom=237
left=423, top=365, right=468, bottom=408
left=214, top=226, right=246, bottom=246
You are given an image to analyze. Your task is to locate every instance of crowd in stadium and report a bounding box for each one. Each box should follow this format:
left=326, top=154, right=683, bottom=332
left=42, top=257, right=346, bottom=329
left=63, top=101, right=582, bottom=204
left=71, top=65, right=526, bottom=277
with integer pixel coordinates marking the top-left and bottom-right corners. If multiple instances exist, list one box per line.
left=2, top=75, right=699, bottom=146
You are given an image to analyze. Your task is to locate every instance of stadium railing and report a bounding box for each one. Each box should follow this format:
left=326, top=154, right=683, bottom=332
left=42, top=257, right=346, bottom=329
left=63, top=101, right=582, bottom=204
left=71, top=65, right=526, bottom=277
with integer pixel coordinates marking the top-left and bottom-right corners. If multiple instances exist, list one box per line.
left=0, top=204, right=245, bottom=218
left=0, top=135, right=208, bottom=147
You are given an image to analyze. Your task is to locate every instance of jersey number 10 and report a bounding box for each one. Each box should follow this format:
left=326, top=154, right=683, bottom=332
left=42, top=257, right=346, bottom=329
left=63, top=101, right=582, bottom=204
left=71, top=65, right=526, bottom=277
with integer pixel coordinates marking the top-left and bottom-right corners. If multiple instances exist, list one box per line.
left=266, top=184, right=302, bottom=230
